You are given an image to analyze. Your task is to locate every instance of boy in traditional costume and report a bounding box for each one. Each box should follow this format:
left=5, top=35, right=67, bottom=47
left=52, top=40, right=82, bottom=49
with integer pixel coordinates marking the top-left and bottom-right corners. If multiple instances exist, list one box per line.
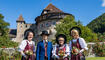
left=36, top=30, right=52, bottom=60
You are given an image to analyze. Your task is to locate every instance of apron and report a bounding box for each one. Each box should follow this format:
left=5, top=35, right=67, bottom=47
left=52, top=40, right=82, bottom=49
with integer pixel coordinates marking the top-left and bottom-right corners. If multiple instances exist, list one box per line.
left=71, top=39, right=85, bottom=60
left=56, top=45, right=69, bottom=60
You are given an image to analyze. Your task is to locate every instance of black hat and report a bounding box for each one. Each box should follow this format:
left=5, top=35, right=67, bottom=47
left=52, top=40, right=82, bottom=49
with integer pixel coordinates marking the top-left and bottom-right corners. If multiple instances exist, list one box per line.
left=56, top=34, right=67, bottom=44
left=41, top=30, right=49, bottom=36
left=69, top=26, right=81, bottom=36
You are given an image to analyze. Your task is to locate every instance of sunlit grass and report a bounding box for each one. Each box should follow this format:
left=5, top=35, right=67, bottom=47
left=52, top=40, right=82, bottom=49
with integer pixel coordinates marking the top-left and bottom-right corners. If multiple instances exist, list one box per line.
left=86, top=57, right=105, bottom=60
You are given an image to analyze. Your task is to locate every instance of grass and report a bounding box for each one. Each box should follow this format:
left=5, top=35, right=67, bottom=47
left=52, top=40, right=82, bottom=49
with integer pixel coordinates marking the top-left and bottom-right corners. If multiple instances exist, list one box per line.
left=86, top=57, right=105, bottom=60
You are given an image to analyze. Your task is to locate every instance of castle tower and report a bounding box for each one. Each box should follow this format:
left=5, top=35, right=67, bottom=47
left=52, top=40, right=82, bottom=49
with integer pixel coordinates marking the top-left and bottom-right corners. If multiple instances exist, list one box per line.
left=16, top=15, right=25, bottom=42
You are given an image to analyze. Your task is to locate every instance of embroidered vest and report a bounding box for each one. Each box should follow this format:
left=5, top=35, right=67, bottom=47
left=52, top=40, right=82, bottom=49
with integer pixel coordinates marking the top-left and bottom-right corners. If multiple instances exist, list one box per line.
left=56, top=45, right=66, bottom=56
left=23, top=41, right=34, bottom=53
left=72, top=39, right=82, bottom=50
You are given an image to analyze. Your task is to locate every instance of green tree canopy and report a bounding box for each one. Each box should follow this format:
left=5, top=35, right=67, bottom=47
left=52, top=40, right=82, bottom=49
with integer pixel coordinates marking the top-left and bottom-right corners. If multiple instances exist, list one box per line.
left=87, top=13, right=105, bottom=33
left=0, top=14, right=9, bottom=37
left=55, top=15, right=97, bottom=43
left=0, top=14, right=18, bottom=48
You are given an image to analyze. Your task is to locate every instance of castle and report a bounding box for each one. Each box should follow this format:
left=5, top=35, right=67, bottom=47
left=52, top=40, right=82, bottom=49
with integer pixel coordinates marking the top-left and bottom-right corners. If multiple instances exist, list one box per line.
left=9, top=3, right=73, bottom=43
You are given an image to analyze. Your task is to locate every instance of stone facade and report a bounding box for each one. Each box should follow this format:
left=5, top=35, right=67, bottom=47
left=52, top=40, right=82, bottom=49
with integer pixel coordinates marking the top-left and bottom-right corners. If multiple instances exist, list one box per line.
left=10, top=3, right=73, bottom=43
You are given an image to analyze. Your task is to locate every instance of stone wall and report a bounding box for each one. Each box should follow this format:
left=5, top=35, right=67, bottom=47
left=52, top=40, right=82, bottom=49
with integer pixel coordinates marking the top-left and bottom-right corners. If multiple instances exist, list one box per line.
left=0, top=42, right=102, bottom=57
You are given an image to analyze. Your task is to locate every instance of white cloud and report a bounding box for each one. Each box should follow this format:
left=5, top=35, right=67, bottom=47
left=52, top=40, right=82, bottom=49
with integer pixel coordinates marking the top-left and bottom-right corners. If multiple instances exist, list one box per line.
left=102, top=0, right=105, bottom=7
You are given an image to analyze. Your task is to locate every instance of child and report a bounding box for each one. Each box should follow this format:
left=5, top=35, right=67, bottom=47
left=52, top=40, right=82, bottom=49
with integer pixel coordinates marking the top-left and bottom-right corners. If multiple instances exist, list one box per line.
left=52, top=34, right=70, bottom=60
left=69, top=27, right=88, bottom=60
left=36, top=30, right=52, bottom=60
left=18, top=30, right=35, bottom=60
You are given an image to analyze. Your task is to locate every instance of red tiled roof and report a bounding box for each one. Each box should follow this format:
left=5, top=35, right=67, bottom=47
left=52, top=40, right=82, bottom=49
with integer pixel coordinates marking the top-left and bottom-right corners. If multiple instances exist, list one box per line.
left=17, top=15, right=24, bottom=21
left=44, top=3, right=63, bottom=12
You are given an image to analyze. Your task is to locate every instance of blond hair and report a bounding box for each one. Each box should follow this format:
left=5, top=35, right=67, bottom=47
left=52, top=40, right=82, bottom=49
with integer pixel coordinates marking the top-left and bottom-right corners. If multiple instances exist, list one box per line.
left=71, top=29, right=79, bottom=36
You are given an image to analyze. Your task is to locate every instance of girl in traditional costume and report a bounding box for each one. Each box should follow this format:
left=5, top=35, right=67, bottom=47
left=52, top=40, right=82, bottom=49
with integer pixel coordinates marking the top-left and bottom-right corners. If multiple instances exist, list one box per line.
left=52, top=34, right=70, bottom=60
left=69, top=27, right=88, bottom=60
left=18, top=30, right=36, bottom=60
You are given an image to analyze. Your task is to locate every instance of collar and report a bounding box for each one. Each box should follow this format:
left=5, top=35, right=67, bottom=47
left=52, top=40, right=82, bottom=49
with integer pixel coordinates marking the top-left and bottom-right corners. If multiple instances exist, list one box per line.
left=26, top=40, right=33, bottom=44
left=58, top=44, right=65, bottom=49
left=43, top=40, right=48, bottom=43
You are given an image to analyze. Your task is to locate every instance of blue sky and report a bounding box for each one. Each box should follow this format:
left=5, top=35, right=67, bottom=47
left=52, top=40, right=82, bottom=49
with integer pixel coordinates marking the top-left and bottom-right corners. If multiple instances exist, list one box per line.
left=0, top=0, right=105, bottom=29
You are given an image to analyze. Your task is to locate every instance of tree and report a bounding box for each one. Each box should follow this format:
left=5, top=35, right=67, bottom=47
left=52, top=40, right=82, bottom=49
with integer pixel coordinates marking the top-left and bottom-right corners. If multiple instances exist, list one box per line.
left=87, top=13, right=105, bottom=33
left=97, top=32, right=105, bottom=42
left=0, top=14, right=18, bottom=48
left=55, top=15, right=97, bottom=43
left=0, top=14, right=10, bottom=38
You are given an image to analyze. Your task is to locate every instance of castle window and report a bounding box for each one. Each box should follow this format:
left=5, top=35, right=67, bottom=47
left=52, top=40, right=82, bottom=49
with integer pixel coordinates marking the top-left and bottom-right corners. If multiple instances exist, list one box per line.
left=53, top=21, right=56, bottom=25
left=46, top=23, right=49, bottom=27
left=41, top=24, right=43, bottom=27
left=44, top=11, right=47, bottom=14
left=43, top=16, right=46, bottom=19
left=40, top=24, right=42, bottom=28
left=20, top=22, right=22, bottom=24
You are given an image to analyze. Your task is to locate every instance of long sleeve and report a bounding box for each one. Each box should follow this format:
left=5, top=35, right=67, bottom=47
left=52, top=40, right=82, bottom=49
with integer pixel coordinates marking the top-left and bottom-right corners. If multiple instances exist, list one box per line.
left=65, top=44, right=70, bottom=56
left=36, top=42, right=40, bottom=60
left=52, top=45, right=57, bottom=57
left=79, top=38, right=88, bottom=50
left=32, top=41, right=36, bottom=53
left=18, top=40, right=27, bottom=52
left=69, top=41, right=72, bottom=51
left=52, top=44, right=60, bottom=59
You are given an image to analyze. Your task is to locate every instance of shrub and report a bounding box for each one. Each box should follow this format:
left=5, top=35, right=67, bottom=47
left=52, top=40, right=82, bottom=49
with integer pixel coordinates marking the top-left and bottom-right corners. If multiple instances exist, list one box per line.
left=0, top=37, right=19, bottom=48
left=93, top=43, right=105, bottom=57
left=97, top=32, right=105, bottom=42
left=0, top=48, right=22, bottom=60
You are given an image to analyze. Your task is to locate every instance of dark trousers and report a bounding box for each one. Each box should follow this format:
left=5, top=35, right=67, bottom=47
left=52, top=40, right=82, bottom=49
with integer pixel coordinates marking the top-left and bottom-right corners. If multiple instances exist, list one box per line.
left=44, top=56, right=48, bottom=60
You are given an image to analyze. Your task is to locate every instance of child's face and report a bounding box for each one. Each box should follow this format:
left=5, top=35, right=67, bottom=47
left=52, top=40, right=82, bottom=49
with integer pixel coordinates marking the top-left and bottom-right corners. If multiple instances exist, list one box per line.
left=72, top=34, right=78, bottom=39
left=58, top=37, right=64, bottom=45
left=28, top=32, right=34, bottom=41
left=42, top=35, right=48, bottom=40
left=71, top=30, right=79, bottom=39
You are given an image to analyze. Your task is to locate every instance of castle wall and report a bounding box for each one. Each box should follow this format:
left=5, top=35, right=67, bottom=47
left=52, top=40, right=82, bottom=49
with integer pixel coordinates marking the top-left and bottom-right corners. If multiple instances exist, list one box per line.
left=36, top=19, right=61, bottom=42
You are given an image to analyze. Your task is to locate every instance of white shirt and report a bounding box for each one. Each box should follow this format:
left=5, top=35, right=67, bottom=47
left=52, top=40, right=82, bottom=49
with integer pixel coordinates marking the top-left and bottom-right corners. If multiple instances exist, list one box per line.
left=52, top=44, right=70, bottom=57
left=18, top=40, right=35, bottom=52
left=69, top=37, right=88, bottom=51
left=43, top=40, right=48, bottom=43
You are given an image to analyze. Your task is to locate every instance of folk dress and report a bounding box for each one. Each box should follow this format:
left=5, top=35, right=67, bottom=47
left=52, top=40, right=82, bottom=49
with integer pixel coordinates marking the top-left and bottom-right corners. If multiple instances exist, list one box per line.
left=52, top=44, right=70, bottom=60
left=69, top=37, right=88, bottom=60
left=18, top=40, right=36, bottom=60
